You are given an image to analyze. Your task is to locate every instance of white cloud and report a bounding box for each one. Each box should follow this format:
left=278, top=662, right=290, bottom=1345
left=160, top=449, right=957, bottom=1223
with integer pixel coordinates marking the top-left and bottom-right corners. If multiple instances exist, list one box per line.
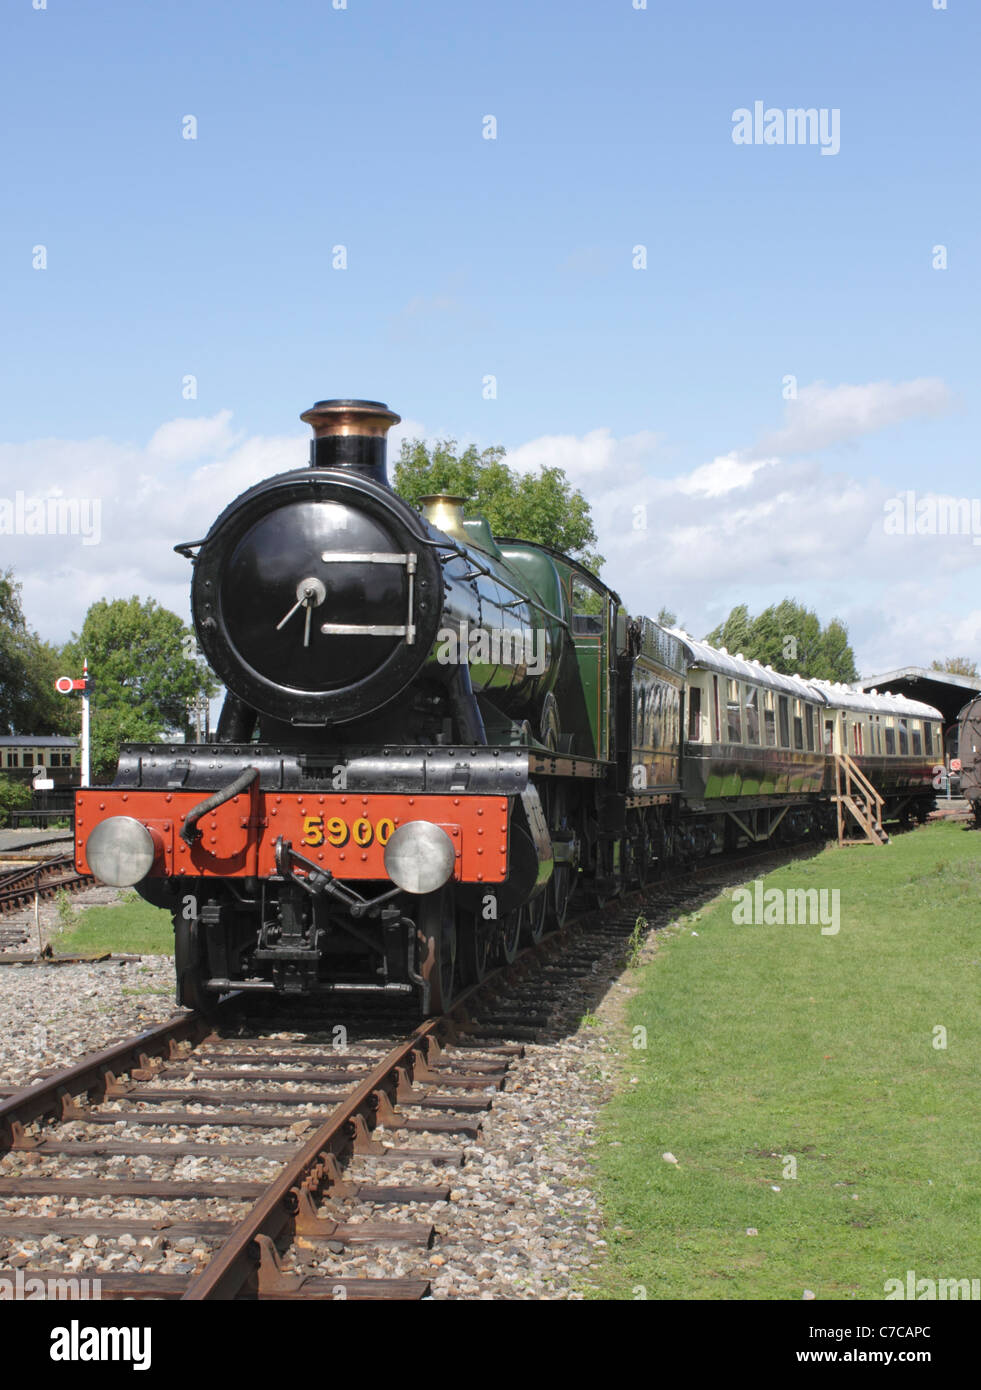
left=147, top=410, right=243, bottom=464
left=675, top=452, right=774, bottom=498
left=756, top=378, right=952, bottom=456
left=506, top=428, right=661, bottom=484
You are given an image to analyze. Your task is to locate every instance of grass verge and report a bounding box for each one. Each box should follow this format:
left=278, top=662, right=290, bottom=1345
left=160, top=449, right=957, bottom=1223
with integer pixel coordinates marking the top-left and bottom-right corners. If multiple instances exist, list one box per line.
left=586, top=819, right=981, bottom=1300
left=55, top=891, right=174, bottom=957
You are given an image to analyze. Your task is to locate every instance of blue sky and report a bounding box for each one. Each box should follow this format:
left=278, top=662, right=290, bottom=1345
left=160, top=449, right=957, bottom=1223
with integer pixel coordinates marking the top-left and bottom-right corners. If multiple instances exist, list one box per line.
left=1, top=0, right=978, bottom=674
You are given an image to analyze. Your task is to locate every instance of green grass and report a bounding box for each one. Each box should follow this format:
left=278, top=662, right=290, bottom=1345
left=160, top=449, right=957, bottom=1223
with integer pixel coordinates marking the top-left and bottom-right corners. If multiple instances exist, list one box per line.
left=586, top=820, right=981, bottom=1300
left=55, top=892, right=174, bottom=957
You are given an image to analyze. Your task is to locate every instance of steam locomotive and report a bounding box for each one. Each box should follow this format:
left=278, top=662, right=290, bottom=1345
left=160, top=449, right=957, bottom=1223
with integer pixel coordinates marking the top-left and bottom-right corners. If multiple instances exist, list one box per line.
left=74, top=399, right=943, bottom=1013
left=956, top=694, right=981, bottom=821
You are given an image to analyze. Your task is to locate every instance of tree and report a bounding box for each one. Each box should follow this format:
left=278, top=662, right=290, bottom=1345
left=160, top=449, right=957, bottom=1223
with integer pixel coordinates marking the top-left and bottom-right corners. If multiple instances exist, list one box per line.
left=0, top=773, right=31, bottom=827
left=704, top=602, right=754, bottom=656
left=62, top=598, right=218, bottom=779
left=0, top=568, right=74, bottom=736
left=930, top=657, right=979, bottom=679
left=818, top=619, right=859, bottom=684
left=704, top=599, right=858, bottom=683
left=393, top=439, right=604, bottom=573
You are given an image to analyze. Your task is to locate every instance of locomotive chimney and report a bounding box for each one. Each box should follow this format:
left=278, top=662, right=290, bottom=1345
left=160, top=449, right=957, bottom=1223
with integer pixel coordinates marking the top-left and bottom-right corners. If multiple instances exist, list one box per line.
left=300, top=398, right=401, bottom=487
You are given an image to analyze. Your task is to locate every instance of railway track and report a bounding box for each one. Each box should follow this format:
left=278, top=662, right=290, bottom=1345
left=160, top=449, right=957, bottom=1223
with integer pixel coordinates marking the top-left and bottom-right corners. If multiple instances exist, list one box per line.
left=0, top=855, right=92, bottom=918
left=0, top=838, right=829, bottom=1301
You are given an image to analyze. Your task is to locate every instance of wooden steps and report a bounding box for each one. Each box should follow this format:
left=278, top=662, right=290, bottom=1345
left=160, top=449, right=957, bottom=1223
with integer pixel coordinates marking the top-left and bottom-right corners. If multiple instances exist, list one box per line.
left=833, top=754, right=888, bottom=846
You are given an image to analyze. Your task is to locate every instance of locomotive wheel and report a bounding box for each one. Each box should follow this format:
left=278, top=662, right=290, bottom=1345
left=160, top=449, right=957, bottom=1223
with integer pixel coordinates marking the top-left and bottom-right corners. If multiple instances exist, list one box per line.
left=174, top=915, right=217, bottom=1016
left=459, top=908, right=491, bottom=985
left=624, top=816, right=651, bottom=889
left=588, top=836, right=621, bottom=909
left=544, top=782, right=576, bottom=928
left=417, top=888, right=457, bottom=1014
left=499, top=906, right=522, bottom=965
left=523, top=889, right=548, bottom=945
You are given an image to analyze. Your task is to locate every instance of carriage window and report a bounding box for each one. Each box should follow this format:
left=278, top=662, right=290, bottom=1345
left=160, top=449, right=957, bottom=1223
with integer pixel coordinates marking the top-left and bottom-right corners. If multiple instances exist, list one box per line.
left=726, top=680, right=742, bottom=743
left=805, top=705, right=815, bottom=752
left=764, top=692, right=776, bottom=746
left=885, top=726, right=896, bottom=755
left=924, top=723, right=933, bottom=756
left=824, top=719, right=834, bottom=753
left=6, top=752, right=18, bottom=768
left=898, top=720, right=909, bottom=755
left=23, top=753, right=33, bottom=768
left=778, top=696, right=790, bottom=747
left=793, top=700, right=804, bottom=750
left=687, top=686, right=702, bottom=740
left=745, top=687, right=760, bottom=745
left=912, top=724, right=922, bottom=756
left=713, top=675, right=721, bottom=742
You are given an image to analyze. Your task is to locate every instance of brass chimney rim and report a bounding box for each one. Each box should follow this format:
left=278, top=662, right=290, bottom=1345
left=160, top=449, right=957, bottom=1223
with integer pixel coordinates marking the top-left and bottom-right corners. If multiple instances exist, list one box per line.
left=300, top=398, right=401, bottom=439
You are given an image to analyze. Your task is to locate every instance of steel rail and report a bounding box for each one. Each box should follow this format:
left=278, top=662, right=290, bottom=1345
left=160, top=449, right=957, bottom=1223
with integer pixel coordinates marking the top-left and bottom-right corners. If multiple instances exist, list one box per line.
left=179, top=969, right=504, bottom=1301
left=0, top=1010, right=216, bottom=1151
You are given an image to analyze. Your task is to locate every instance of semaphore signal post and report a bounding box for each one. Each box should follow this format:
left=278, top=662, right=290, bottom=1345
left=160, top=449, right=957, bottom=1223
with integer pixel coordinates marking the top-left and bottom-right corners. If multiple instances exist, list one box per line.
left=54, top=659, right=92, bottom=788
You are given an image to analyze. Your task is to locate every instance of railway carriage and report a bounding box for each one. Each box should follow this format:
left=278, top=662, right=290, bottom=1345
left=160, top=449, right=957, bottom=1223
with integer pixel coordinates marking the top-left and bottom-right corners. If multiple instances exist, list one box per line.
left=0, top=736, right=79, bottom=789
left=71, top=396, right=943, bottom=1015
left=679, top=643, right=825, bottom=796
left=811, top=683, right=941, bottom=816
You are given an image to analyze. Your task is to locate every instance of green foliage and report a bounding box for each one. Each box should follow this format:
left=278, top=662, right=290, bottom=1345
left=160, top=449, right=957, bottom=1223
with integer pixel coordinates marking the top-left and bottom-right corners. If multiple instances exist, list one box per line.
left=705, top=599, right=858, bottom=682
left=655, top=607, right=684, bottom=631
left=62, top=597, right=218, bottom=780
left=393, top=438, right=604, bottom=573
left=625, top=915, right=649, bottom=969
left=0, top=773, right=32, bottom=826
left=55, top=888, right=80, bottom=931
left=930, top=657, right=979, bottom=679
left=704, top=602, right=753, bottom=656
left=0, top=568, right=74, bottom=736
